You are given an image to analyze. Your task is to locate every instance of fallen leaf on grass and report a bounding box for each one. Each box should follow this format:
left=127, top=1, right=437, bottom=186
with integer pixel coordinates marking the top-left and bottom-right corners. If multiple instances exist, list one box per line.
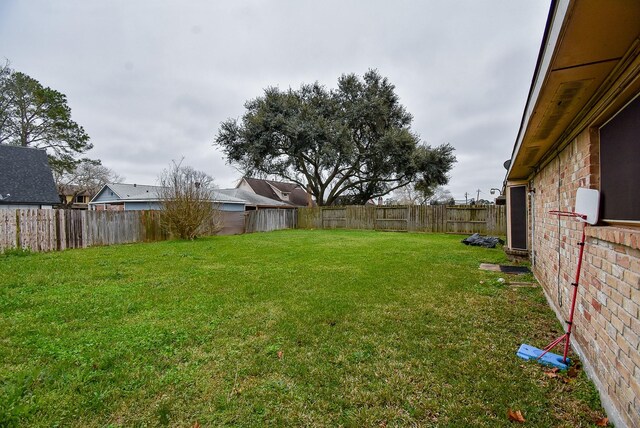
left=507, top=409, right=525, bottom=423
left=567, top=366, right=579, bottom=378
left=595, top=416, right=608, bottom=426
left=193, top=422, right=201, bottom=428
left=277, top=350, right=283, bottom=359
left=544, top=367, right=560, bottom=378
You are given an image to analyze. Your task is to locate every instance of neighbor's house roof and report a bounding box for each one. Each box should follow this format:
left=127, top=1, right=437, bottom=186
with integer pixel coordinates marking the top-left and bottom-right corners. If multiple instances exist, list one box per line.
left=59, top=185, right=93, bottom=197
left=506, top=0, right=640, bottom=182
left=89, top=183, right=247, bottom=205
left=91, top=183, right=163, bottom=203
left=0, top=145, right=60, bottom=205
left=217, top=188, right=292, bottom=208
left=240, top=177, right=311, bottom=207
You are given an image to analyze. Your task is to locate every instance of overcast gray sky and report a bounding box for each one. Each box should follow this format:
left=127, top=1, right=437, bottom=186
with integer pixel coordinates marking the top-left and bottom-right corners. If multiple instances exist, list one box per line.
left=1, top=0, right=549, bottom=201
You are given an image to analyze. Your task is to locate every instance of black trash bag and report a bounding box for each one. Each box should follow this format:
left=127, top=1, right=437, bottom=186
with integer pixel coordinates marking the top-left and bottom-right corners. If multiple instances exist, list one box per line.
left=461, top=233, right=504, bottom=248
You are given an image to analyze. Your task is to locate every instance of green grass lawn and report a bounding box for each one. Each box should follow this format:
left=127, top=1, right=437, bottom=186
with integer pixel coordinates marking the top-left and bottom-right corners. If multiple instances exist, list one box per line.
left=0, top=230, right=605, bottom=427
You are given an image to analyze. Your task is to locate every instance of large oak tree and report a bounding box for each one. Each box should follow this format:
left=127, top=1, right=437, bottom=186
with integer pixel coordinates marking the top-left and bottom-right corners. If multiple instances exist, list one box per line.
left=215, top=70, right=455, bottom=205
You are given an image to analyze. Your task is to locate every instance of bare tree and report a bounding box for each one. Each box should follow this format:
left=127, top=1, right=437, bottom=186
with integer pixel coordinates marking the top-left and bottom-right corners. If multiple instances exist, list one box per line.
left=391, top=185, right=432, bottom=205
left=55, top=160, right=124, bottom=207
left=429, top=187, right=455, bottom=205
left=158, top=160, right=223, bottom=240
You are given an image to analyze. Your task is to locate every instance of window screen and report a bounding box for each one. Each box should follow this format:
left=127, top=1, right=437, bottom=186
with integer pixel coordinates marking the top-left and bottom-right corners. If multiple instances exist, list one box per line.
left=599, top=95, right=640, bottom=222
left=509, top=185, right=527, bottom=250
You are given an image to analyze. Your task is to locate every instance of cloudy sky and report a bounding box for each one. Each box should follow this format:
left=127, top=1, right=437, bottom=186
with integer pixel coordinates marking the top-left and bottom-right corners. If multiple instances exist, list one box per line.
left=1, top=0, right=549, bottom=202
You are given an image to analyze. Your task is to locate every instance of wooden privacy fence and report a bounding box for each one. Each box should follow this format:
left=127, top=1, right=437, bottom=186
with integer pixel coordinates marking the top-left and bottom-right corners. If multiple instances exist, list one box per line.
left=1, top=205, right=505, bottom=253
left=245, top=209, right=297, bottom=233
left=0, top=208, right=247, bottom=253
left=297, top=205, right=506, bottom=235
left=0, top=209, right=169, bottom=253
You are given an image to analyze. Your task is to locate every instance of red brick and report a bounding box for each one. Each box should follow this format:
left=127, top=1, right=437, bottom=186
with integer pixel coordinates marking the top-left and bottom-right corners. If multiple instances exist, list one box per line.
left=606, top=273, right=619, bottom=288
left=630, top=377, right=640, bottom=402
left=618, top=309, right=632, bottom=328
left=623, top=299, right=639, bottom=319
left=612, top=316, right=625, bottom=335
left=619, top=282, right=632, bottom=299
left=617, top=333, right=631, bottom=357
left=617, top=254, right=631, bottom=269
left=630, top=350, right=640, bottom=372
left=531, top=131, right=640, bottom=426
left=617, top=359, right=632, bottom=383
left=609, top=289, right=624, bottom=306
left=608, top=320, right=620, bottom=339
left=623, top=326, right=639, bottom=350
left=623, top=270, right=640, bottom=289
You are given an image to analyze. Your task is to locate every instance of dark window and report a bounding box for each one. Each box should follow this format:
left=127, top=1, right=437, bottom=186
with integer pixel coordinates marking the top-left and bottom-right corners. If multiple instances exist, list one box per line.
left=75, top=195, right=85, bottom=203
left=509, top=185, right=527, bottom=250
left=600, top=95, right=640, bottom=223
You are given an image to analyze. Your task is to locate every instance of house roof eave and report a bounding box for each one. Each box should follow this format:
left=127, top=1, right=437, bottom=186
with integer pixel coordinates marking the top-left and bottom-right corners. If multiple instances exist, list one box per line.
left=506, top=0, right=567, bottom=182
left=505, top=0, right=640, bottom=182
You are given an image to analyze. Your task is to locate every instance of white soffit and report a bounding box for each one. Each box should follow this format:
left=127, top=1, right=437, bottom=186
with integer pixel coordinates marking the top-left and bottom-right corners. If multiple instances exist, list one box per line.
left=507, top=0, right=571, bottom=179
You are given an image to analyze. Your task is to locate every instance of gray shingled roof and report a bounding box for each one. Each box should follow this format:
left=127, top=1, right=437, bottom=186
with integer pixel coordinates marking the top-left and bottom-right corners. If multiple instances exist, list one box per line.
left=241, top=177, right=311, bottom=207
left=103, top=183, right=164, bottom=201
left=217, top=188, right=292, bottom=208
left=91, top=183, right=247, bottom=204
left=0, top=145, right=60, bottom=205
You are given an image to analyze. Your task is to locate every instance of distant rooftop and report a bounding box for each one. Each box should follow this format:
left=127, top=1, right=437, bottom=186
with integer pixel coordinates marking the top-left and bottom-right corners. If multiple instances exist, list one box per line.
left=240, top=177, right=311, bottom=207
left=217, top=188, right=291, bottom=208
left=91, top=183, right=247, bottom=204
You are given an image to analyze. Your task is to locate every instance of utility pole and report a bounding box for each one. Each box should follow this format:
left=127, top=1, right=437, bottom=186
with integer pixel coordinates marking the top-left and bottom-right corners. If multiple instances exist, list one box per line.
left=464, top=192, right=468, bottom=204
left=476, top=188, right=481, bottom=202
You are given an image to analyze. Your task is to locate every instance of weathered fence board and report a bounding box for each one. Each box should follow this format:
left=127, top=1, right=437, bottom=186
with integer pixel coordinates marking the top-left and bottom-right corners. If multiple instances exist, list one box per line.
left=251, top=205, right=505, bottom=235
left=0, top=209, right=222, bottom=253
left=297, top=207, right=322, bottom=229
left=322, top=208, right=347, bottom=229
left=375, top=206, right=409, bottom=231
left=346, top=206, right=376, bottom=230
left=1, top=205, right=506, bottom=253
left=296, top=205, right=506, bottom=235
left=245, top=209, right=297, bottom=233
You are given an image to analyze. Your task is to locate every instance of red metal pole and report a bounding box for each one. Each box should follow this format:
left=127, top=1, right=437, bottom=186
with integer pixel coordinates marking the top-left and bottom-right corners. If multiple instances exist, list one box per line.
left=562, top=221, right=587, bottom=362
left=535, top=212, right=588, bottom=365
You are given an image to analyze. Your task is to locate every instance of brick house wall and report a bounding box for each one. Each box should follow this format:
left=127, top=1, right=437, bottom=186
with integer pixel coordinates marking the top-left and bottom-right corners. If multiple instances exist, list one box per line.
left=529, top=127, right=640, bottom=427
